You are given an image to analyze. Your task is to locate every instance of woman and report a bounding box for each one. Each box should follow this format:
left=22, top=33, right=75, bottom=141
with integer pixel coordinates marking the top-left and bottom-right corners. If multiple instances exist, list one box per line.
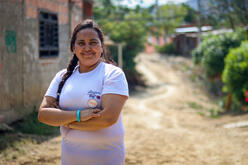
left=38, top=19, right=129, bottom=165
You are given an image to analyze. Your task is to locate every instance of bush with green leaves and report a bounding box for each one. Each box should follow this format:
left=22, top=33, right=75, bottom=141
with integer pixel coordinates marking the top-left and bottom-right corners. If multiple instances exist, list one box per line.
left=192, top=38, right=213, bottom=64
left=192, top=29, right=246, bottom=78
left=156, top=43, right=176, bottom=55
left=99, top=12, right=147, bottom=87
left=222, top=41, right=248, bottom=108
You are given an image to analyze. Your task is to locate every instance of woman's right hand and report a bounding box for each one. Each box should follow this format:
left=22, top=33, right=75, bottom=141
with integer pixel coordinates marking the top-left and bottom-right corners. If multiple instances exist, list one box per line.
left=80, top=109, right=101, bottom=122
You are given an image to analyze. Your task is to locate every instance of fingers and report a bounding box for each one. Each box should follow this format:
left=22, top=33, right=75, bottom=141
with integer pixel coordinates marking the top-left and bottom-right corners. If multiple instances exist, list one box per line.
left=92, top=109, right=101, bottom=113
left=89, top=109, right=101, bottom=117
left=91, top=113, right=101, bottom=117
left=54, top=104, right=60, bottom=108
left=50, top=101, right=59, bottom=108
left=51, top=101, right=59, bottom=108
left=63, top=123, right=70, bottom=128
left=51, top=104, right=57, bottom=108
left=47, top=98, right=59, bottom=109
left=80, top=109, right=101, bottom=121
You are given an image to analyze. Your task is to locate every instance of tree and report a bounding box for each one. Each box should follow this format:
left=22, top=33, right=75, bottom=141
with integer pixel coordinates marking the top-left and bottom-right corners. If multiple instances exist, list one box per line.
left=208, top=0, right=248, bottom=30
left=182, top=3, right=197, bottom=24
left=230, top=0, right=248, bottom=26
left=208, top=0, right=236, bottom=30
left=94, top=2, right=148, bottom=86
left=156, top=3, right=188, bottom=35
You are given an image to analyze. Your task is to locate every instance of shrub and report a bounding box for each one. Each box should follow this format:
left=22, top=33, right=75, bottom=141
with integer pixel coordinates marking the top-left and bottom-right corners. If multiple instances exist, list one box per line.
left=192, top=29, right=246, bottom=78
left=101, top=13, right=147, bottom=87
left=201, top=36, right=224, bottom=78
left=192, top=36, right=217, bottom=64
left=156, top=43, right=176, bottom=55
left=222, top=41, right=248, bottom=109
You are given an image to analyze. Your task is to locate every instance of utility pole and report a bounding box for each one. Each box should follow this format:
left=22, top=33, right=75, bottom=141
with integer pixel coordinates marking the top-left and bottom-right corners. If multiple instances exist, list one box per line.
left=118, top=44, right=123, bottom=68
left=82, top=0, right=84, bottom=20
left=155, top=0, right=160, bottom=20
left=197, top=0, right=202, bottom=44
left=82, top=0, right=94, bottom=20
left=155, top=0, right=160, bottom=45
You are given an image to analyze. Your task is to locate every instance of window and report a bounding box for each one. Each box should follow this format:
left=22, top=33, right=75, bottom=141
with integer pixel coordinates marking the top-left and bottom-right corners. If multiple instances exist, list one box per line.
left=39, top=11, right=59, bottom=57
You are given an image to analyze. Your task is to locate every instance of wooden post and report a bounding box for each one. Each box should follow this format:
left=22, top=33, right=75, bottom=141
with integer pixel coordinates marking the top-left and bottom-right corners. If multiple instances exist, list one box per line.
left=225, top=92, right=232, bottom=111
left=118, top=43, right=123, bottom=68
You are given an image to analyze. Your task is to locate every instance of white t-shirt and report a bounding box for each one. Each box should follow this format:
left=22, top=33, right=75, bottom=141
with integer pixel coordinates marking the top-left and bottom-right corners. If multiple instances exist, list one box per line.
left=45, top=62, right=129, bottom=165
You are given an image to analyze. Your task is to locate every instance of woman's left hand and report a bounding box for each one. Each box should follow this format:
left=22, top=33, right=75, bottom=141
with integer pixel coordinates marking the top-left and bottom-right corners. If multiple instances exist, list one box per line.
left=80, top=108, right=101, bottom=121
left=63, top=108, right=101, bottom=128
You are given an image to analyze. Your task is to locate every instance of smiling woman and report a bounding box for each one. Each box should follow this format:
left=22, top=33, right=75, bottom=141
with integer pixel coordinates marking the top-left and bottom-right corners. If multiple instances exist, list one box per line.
left=73, top=28, right=103, bottom=72
left=38, top=19, right=129, bottom=165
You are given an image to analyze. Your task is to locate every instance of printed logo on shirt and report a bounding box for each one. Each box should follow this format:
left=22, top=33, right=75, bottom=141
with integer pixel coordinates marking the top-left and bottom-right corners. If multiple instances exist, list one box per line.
left=87, top=90, right=101, bottom=108
left=87, top=90, right=101, bottom=100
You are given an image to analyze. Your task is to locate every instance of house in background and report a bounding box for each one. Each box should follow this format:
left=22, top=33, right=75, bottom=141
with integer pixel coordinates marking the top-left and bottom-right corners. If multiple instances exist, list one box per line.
left=144, top=24, right=213, bottom=56
left=0, top=0, right=93, bottom=124
left=145, top=35, right=165, bottom=54
left=173, top=25, right=212, bottom=56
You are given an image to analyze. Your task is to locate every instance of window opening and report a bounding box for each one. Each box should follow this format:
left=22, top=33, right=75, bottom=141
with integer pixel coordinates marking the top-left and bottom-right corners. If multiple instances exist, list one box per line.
left=39, top=11, right=59, bottom=57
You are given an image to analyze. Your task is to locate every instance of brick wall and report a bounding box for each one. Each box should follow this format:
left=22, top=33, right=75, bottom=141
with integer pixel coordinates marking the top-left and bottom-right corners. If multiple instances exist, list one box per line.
left=25, top=0, right=69, bottom=24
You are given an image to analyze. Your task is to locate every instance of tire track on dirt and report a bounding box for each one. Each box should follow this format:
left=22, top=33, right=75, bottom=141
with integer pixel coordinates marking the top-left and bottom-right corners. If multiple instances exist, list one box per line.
left=125, top=53, right=248, bottom=165
left=135, top=53, right=183, bottom=130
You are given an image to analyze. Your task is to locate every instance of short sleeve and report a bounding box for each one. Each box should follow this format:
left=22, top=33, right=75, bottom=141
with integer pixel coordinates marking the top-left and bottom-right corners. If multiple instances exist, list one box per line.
left=102, top=68, right=129, bottom=97
left=45, top=69, right=66, bottom=98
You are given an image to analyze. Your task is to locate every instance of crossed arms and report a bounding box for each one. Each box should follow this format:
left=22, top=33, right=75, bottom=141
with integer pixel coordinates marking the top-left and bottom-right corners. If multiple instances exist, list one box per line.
left=38, top=94, right=128, bottom=131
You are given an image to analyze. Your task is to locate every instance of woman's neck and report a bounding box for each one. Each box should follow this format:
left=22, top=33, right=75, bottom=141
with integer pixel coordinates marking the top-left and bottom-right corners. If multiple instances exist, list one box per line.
left=78, top=60, right=101, bottom=73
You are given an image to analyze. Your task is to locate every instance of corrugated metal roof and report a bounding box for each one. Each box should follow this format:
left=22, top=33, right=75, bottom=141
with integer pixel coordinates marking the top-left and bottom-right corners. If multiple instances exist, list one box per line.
left=175, top=26, right=212, bottom=33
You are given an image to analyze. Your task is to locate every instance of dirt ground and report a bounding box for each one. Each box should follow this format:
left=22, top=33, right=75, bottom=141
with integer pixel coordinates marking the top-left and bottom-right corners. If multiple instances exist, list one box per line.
left=1, top=53, right=248, bottom=165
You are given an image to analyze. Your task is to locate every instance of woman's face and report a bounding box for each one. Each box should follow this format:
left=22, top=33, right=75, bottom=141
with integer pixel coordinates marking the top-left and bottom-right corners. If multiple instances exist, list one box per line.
left=73, top=28, right=103, bottom=68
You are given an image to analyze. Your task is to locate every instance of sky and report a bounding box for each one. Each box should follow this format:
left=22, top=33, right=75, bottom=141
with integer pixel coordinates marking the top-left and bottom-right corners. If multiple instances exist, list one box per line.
left=119, top=0, right=189, bottom=8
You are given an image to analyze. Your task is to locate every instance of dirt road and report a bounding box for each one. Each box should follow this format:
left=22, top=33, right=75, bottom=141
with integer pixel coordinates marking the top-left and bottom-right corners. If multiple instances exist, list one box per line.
left=124, top=53, right=248, bottom=165
left=2, top=53, right=248, bottom=165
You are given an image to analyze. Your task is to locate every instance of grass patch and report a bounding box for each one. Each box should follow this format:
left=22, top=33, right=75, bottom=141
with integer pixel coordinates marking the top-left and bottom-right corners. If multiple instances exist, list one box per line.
left=197, top=111, right=206, bottom=116
left=189, top=74, right=198, bottom=82
left=0, top=134, right=29, bottom=160
left=0, top=111, right=60, bottom=163
left=187, top=101, right=203, bottom=110
left=208, top=108, right=223, bottom=118
left=0, top=133, right=45, bottom=162
left=12, top=111, right=59, bottom=135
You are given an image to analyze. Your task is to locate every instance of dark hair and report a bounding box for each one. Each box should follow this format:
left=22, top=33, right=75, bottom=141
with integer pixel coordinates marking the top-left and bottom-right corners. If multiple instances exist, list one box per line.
left=56, top=19, right=114, bottom=102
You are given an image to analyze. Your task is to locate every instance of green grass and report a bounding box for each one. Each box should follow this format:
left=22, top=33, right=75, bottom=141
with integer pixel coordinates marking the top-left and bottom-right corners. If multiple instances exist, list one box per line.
left=208, top=108, right=223, bottom=118
left=0, top=111, right=60, bottom=162
left=187, top=101, right=203, bottom=110
left=12, top=111, right=59, bottom=135
left=197, top=111, right=206, bottom=116
left=0, top=133, right=40, bottom=162
left=189, top=74, right=198, bottom=82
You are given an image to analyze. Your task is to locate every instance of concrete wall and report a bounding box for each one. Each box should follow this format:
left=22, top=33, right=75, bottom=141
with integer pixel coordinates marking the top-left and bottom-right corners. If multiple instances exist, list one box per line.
left=0, top=0, right=93, bottom=124
left=0, top=0, right=25, bottom=123
left=70, top=0, right=83, bottom=33
left=22, top=0, right=70, bottom=112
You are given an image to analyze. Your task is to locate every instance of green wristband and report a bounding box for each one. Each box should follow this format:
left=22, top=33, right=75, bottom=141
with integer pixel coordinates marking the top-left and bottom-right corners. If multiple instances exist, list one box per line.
left=77, top=110, right=81, bottom=122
